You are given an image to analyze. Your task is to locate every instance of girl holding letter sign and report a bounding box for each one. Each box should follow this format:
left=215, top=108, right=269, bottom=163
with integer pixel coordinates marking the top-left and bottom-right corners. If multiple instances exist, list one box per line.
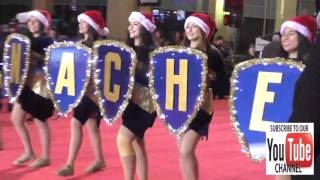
left=56, top=10, right=108, bottom=176
left=179, top=13, right=220, bottom=180
left=116, top=11, right=157, bottom=180
left=12, top=9, right=54, bottom=168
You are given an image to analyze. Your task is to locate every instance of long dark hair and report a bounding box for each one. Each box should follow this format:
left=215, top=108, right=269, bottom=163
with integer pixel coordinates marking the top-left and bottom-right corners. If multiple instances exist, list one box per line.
left=126, top=25, right=154, bottom=49
left=281, top=32, right=312, bottom=63
left=23, top=22, right=46, bottom=39
left=79, top=26, right=100, bottom=47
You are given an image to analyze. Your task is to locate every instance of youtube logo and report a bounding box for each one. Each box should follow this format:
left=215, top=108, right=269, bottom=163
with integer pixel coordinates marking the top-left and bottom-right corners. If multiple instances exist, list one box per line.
left=286, top=133, right=313, bottom=167
left=266, top=123, right=314, bottom=175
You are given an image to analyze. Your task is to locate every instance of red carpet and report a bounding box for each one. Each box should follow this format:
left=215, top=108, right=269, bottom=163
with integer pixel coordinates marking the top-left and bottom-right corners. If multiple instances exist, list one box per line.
left=0, top=100, right=275, bottom=180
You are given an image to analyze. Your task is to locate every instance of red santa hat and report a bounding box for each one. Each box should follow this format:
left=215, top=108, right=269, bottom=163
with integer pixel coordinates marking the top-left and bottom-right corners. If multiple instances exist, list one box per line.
left=78, top=10, right=110, bottom=36
left=128, top=11, right=156, bottom=33
left=16, top=9, right=51, bottom=31
left=280, top=15, right=316, bottom=42
left=184, top=13, right=217, bottom=40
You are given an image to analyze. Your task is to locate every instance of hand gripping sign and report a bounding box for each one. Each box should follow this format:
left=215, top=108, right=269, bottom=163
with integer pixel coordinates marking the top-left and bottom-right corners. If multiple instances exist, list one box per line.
left=93, top=40, right=136, bottom=125
left=149, top=46, right=207, bottom=136
left=229, top=58, right=305, bottom=161
left=45, top=42, right=92, bottom=115
left=3, top=33, right=31, bottom=102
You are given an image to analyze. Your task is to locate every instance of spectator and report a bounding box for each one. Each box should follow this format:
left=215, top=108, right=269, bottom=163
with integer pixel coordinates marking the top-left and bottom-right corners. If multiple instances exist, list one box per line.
left=153, top=28, right=169, bottom=47
left=214, top=35, right=231, bottom=58
left=174, top=31, right=184, bottom=45
left=236, top=43, right=257, bottom=64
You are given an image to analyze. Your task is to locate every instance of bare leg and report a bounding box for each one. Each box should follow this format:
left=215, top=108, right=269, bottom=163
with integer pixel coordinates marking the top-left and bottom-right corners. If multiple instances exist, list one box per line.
left=117, top=125, right=136, bottom=180
left=56, top=118, right=83, bottom=176
left=11, top=102, right=35, bottom=165
left=276, top=176, right=291, bottom=180
left=177, top=130, right=201, bottom=180
left=34, top=119, right=50, bottom=159
left=133, top=139, right=148, bottom=180
left=85, top=118, right=106, bottom=173
left=0, top=121, right=3, bottom=150
left=28, top=118, right=51, bottom=168
left=66, top=118, right=83, bottom=166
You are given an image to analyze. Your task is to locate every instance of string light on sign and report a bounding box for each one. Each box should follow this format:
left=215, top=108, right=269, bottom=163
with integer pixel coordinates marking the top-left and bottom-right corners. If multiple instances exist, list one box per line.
left=229, top=57, right=305, bottom=162
left=3, top=33, right=31, bottom=103
left=93, top=40, right=137, bottom=126
left=149, top=46, right=208, bottom=137
left=44, top=41, right=92, bottom=116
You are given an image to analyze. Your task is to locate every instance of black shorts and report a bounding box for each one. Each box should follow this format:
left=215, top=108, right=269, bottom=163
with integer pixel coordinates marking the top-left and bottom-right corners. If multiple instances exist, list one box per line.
left=122, top=100, right=157, bottom=139
left=189, top=109, right=213, bottom=140
left=73, top=96, right=102, bottom=125
left=18, top=86, right=54, bottom=121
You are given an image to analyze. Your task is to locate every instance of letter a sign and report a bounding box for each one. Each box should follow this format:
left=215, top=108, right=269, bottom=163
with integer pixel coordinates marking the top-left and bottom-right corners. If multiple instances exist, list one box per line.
left=45, top=42, right=92, bottom=115
left=3, top=33, right=31, bottom=102
left=149, top=46, right=207, bottom=136
left=93, top=40, right=136, bottom=125
left=229, top=58, right=304, bottom=161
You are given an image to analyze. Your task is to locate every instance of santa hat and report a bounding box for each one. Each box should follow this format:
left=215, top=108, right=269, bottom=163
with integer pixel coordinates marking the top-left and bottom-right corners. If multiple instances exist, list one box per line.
left=280, top=15, right=316, bottom=42
left=128, top=11, right=156, bottom=33
left=184, top=13, right=216, bottom=40
left=16, top=10, right=51, bottom=31
left=78, top=10, right=110, bottom=36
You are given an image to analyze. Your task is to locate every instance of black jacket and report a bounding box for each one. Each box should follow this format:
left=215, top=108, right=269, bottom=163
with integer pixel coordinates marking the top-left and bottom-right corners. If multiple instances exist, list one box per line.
left=207, top=45, right=229, bottom=97
left=289, top=33, right=320, bottom=180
